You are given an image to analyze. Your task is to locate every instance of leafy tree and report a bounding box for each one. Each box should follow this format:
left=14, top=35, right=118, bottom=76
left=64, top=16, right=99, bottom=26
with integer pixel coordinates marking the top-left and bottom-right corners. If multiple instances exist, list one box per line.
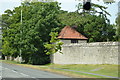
left=115, top=14, right=120, bottom=41
left=1, top=2, right=62, bottom=64
left=44, top=31, right=63, bottom=55
left=1, top=1, right=117, bottom=65
left=58, top=3, right=116, bottom=42
left=75, top=0, right=115, bottom=4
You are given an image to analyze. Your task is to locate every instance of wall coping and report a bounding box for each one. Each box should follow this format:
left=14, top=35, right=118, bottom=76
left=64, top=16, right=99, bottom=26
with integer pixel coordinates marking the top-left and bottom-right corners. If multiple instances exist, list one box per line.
left=62, top=42, right=120, bottom=47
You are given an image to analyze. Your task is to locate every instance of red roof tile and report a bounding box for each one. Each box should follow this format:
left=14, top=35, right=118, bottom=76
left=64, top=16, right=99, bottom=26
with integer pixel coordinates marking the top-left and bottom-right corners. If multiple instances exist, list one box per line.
left=58, top=26, right=88, bottom=39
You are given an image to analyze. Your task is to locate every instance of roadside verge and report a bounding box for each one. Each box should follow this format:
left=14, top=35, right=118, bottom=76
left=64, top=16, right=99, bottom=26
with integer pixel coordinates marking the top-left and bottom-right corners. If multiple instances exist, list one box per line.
left=1, top=60, right=119, bottom=80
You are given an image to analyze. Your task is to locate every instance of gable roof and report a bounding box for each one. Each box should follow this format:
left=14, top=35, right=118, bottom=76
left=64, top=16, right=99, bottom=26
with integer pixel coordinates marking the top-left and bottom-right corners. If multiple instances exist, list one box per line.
left=58, top=26, right=88, bottom=40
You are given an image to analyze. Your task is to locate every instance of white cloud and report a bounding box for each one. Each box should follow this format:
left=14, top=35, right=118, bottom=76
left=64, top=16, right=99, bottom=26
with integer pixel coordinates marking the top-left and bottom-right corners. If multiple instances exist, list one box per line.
left=0, top=0, right=118, bottom=24
left=0, top=0, right=21, bottom=14
left=57, top=0, right=80, bottom=3
left=0, top=0, right=21, bottom=3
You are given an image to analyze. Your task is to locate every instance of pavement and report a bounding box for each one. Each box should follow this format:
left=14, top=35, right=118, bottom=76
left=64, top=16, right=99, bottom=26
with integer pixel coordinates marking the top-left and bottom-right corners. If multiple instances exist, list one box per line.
left=0, top=62, right=70, bottom=80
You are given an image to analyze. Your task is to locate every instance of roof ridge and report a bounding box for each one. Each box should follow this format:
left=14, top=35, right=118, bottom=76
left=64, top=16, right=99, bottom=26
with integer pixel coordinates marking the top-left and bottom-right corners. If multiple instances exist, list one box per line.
left=58, top=26, right=88, bottom=40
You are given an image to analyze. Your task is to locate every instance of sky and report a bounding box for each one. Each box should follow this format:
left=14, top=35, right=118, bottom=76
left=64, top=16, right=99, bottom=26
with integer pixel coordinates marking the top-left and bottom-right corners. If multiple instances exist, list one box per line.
left=0, top=0, right=119, bottom=24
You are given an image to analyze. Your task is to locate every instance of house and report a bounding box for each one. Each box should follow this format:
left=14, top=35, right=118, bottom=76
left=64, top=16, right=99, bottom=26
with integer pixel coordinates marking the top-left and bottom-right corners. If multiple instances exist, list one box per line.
left=52, top=26, right=119, bottom=64
left=58, top=26, right=88, bottom=44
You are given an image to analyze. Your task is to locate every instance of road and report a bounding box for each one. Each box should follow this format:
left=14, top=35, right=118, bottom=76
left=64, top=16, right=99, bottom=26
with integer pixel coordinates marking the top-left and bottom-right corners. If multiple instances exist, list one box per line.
left=0, top=62, right=70, bottom=80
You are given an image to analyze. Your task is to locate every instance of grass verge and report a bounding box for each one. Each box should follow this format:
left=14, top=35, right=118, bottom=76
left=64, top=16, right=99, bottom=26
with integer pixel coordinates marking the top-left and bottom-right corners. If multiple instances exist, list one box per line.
left=1, top=60, right=119, bottom=79
left=47, top=64, right=119, bottom=77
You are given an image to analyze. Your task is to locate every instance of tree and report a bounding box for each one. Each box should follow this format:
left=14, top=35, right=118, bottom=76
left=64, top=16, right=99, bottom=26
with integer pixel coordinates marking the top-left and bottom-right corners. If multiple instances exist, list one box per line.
left=75, top=0, right=115, bottom=4
left=44, top=31, right=63, bottom=55
left=1, top=2, right=62, bottom=64
left=58, top=4, right=116, bottom=42
left=115, top=14, right=120, bottom=41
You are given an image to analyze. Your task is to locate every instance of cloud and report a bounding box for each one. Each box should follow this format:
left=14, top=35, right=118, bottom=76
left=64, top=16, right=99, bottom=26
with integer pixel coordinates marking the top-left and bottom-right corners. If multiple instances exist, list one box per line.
left=0, top=0, right=21, bottom=14
left=0, top=0, right=21, bottom=3
left=57, top=0, right=80, bottom=3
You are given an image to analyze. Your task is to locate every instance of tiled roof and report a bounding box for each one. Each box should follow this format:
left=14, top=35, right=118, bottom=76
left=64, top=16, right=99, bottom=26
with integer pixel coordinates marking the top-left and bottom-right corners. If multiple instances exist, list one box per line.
left=58, top=26, right=88, bottom=39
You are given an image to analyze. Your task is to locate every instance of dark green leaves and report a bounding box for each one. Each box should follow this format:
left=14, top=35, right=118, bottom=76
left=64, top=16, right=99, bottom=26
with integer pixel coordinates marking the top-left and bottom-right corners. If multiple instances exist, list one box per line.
left=2, top=2, right=61, bottom=64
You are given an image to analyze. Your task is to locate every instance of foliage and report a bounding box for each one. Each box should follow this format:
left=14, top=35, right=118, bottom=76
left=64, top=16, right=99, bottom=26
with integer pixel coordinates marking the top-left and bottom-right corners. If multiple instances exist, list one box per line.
left=115, top=14, right=120, bottom=41
left=75, top=0, right=115, bottom=4
left=44, top=31, right=63, bottom=55
left=58, top=3, right=116, bottom=42
left=58, top=11, right=116, bottom=42
left=1, top=2, right=62, bottom=64
left=1, top=1, right=117, bottom=65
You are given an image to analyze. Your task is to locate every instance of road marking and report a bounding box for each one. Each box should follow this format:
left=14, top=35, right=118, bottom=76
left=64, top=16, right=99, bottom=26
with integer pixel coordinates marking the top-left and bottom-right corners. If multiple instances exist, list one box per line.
left=31, top=77, right=40, bottom=80
left=4, top=68, right=9, bottom=70
left=3, top=67, right=32, bottom=78
left=12, top=70, right=18, bottom=73
left=2, top=66, right=38, bottom=79
left=0, top=76, right=1, bottom=80
left=20, top=72, right=39, bottom=80
left=20, top=73, right=29, bottom=77
left=31, top=77, right=36, bottom=78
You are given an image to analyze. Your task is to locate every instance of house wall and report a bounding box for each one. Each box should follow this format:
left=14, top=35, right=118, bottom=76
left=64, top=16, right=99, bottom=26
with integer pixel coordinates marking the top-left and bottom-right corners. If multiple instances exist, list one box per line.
left=52, top=42, right=120, bottom=64
left=61, top=39, right=87, bottom=44
left=78, top=40, right=87, bottom=43
left=61, top=40, right=71, bottom=44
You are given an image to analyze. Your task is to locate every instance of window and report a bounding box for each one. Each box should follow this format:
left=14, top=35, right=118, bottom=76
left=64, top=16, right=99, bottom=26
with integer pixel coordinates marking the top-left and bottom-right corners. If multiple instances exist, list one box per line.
left=71, top=40, right=78, bottom=43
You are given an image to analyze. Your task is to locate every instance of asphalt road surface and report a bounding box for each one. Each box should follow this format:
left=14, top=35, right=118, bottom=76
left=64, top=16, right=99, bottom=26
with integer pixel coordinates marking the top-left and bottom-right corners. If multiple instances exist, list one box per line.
left=0, top=62, right=70, bottom=80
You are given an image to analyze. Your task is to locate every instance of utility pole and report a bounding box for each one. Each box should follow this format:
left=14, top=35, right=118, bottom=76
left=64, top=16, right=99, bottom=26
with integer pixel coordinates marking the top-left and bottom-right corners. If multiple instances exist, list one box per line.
left=83, top=0, right=85, bottom=12
left=19, top=0, right=23, bottom=63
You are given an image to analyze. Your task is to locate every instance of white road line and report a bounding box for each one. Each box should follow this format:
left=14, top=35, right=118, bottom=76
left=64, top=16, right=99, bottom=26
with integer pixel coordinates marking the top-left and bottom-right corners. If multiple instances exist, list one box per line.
left=2, top=67, right=37, bottom=79
left=20, top=72, right=37, bottom=79
left=0, top=76, right=1, bottom=79
left=31, top=77, right=36, bottom=78
left=11, top=70, right=18, bottom=73
left=4, top=68, right=9, bottom=70
left=20, top=73, right=29, bottom=77
left=31, top=76, right=39, bottom=79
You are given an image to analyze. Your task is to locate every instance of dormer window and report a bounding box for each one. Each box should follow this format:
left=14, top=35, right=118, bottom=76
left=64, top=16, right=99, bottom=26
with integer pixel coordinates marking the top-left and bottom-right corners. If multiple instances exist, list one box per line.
left=71, top=39, right=78, bottom=43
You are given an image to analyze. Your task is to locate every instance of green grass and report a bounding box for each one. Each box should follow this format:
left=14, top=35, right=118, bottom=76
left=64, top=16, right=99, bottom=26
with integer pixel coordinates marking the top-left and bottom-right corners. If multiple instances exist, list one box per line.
left=0, top=40, right=2, bottom=47
left=1, top=60, right=119, bottom=78
left=2, top=60, right=21, bottom=64
left=48, top=64, right=119, bottom=77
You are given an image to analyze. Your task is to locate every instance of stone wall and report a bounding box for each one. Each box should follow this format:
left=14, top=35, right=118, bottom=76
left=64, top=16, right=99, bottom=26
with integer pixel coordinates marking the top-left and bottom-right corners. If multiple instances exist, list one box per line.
left=4, top=56, right=23, bottom=63
left=52, top=42, right=120, bottom=64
